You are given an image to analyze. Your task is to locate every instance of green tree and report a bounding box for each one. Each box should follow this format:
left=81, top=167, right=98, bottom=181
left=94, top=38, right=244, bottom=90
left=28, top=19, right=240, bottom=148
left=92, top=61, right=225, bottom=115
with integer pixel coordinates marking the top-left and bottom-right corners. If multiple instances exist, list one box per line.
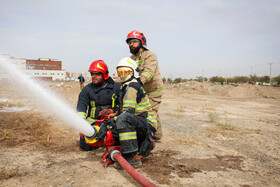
left=167, top=78, right=172, bottom=84
left=233, top=76, right=249, bottom=83
left=196, top=76, right=207, bottom=82
left=249, top=74, right=258, bottom=84
left=273, top=75, right=280, bottom=84
left=173, top=78, right=182, bottom=84
left=259, top=76, right=270, bottom=83
left=210, top=76, right=225, bottom=83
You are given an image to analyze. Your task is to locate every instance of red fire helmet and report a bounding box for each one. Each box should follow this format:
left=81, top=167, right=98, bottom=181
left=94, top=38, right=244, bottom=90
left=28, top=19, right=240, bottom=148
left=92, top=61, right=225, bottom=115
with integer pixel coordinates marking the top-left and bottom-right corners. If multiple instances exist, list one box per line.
left=126, top=30, right=147, bottom=47
left=88, top=60, right=109, bottom=80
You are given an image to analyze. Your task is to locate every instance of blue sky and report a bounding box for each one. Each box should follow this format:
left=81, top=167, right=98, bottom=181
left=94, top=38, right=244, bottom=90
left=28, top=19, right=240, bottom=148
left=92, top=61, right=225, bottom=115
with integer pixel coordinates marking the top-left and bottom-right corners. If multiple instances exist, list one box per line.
left=0, top=0, right=279, bottom=79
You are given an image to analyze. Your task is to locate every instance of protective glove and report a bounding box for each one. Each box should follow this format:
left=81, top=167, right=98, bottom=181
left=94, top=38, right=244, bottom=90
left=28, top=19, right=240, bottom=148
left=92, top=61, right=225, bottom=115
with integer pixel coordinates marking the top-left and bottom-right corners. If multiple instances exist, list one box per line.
left=96, top=124, right=108, bottom=141
left=139, top=134, right=154, bottom=156
left=98, top=109, right=114, bottom=119
left=145, top=121, right=157, bottom=141
left=139, top=124, right=157, bottom=156
left=105, top=119, right=116, bottom=130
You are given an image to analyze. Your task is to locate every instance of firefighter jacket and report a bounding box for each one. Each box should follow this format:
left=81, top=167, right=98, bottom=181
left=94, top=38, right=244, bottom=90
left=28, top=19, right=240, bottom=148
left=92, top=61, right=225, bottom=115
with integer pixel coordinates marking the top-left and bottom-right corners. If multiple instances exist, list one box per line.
left=119, top=78, right=157, bottom=129
left=130, top=48, right=163, bottom=98
left=77, top=77, right=121, bottom=124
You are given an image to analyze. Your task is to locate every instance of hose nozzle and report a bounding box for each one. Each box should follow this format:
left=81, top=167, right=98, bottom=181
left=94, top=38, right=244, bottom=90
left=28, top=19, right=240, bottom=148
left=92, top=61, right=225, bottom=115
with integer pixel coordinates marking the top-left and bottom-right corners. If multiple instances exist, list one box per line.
left=84, top=125, right=99, bottom=144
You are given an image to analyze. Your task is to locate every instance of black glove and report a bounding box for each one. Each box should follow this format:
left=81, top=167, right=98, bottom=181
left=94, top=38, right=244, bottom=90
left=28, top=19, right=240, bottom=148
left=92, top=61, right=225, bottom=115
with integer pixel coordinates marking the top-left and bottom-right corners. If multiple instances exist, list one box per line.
left=96, top=124, right=108, bottom=141
left=106, top=119, right=115, bottom=130
left=139, top=134, right=154, bottom=156
left=145, top=121, right=157, bottom=141
left=139, top=123, right=157, bottom=156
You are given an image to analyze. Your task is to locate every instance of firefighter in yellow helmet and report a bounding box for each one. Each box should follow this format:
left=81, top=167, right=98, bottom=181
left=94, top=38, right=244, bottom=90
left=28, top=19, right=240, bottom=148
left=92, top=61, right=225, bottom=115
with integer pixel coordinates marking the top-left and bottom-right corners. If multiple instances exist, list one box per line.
left=126, top=30, right=164, bottom=139
left=95, top=57, right=158, bottom=169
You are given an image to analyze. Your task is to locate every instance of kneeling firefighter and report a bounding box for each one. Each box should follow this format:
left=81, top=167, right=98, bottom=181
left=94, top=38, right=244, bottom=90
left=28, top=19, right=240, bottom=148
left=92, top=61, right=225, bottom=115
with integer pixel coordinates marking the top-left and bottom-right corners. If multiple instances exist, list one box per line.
left=95, top=57, right=158, bottom=168
left=77, top=60, right=121, bottom=151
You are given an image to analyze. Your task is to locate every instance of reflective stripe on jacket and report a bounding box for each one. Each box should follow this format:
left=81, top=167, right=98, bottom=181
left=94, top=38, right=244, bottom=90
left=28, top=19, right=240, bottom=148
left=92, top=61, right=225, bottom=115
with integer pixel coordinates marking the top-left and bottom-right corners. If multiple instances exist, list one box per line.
left=121, top=79, right=157, bottom=129
left=77, top=77, right=121, bottom=124
left=131, top=48, right=164, bottom=98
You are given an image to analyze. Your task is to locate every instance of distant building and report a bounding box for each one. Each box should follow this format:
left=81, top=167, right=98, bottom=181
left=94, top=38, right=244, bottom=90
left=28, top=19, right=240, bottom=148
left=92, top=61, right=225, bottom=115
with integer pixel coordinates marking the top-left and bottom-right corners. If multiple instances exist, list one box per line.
left=26, top=69, right=66, bottom=81
left=26, top=58, right=62, bottom=70
left=0, top=55, right=66, bottom=81
left=26, top=58, right=65, bottom=81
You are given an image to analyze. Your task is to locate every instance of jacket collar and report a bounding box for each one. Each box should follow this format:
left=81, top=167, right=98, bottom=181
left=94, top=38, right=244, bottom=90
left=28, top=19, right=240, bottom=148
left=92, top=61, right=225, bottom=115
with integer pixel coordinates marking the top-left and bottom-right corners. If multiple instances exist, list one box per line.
left=135, top=48, right=144, bottom=57
left=91, top=77, right=114, bottom=92
left=122, top=78, right=138, bottom=87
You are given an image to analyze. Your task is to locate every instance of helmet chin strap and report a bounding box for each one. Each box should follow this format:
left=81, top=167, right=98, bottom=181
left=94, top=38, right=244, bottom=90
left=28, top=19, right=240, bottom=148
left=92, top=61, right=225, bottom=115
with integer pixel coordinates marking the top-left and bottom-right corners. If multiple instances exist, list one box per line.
left=118, top=74, right=134, bottom=84
left=123, top=75, right=135, bottom=84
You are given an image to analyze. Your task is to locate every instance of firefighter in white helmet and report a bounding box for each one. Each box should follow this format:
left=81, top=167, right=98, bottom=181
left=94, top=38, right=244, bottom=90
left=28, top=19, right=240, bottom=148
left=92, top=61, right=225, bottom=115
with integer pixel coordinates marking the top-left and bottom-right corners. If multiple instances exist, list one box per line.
left=96, top=57, right=157, bottom=169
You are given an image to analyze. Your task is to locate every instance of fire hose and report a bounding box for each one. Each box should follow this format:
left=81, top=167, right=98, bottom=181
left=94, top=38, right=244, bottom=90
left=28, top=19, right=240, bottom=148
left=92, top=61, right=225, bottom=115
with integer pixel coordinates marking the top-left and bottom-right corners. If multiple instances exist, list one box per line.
left=110, top=149, right=157, bottom=187
left=83, top=113, right=157, bottom=186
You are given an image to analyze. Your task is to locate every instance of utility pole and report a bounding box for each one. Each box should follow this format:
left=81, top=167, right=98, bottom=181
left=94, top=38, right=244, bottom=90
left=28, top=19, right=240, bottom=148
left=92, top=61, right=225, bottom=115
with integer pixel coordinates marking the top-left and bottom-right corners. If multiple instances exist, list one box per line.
left=202, top=70, right=205, bottom=83
left=269, top=63, right=273, bottom=86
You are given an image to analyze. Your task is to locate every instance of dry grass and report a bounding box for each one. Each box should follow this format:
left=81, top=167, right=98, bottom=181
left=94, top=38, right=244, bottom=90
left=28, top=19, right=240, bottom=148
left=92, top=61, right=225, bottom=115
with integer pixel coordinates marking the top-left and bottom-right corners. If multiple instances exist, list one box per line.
left=0, top=109, right=79, bottom=153
left=175, top=105, right=186, bottom=113
left=0, top=167, right=20, bottom=180
left=208, top=111, right=219, bottom=122
left=208, top=111, right=235, bottom=130
left=216, top=121, right=235, bottom=130
left=200, top=104, right=213, bottom=114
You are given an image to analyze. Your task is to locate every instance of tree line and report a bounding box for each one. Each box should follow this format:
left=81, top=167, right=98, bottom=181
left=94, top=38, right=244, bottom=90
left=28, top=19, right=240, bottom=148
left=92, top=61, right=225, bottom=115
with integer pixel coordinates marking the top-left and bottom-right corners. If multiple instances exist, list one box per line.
left=162, top=75, right=280, bottom=85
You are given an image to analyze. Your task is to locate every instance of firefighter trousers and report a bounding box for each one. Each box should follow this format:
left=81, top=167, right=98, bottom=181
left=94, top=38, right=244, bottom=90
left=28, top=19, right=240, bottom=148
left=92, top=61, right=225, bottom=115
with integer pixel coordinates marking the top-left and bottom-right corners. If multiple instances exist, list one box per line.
left=115, top=112, right=148, bottom=154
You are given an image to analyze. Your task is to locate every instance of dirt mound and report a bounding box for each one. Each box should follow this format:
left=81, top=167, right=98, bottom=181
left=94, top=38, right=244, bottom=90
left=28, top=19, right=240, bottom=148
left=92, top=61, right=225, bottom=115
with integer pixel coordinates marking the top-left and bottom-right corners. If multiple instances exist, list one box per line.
left=165, top=82, right=280, bottom=99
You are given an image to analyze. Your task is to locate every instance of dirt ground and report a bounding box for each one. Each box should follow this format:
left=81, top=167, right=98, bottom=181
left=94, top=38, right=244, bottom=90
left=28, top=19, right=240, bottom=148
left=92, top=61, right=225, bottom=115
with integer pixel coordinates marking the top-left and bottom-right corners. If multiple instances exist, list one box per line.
left=0, top=81, right=280, bottom=186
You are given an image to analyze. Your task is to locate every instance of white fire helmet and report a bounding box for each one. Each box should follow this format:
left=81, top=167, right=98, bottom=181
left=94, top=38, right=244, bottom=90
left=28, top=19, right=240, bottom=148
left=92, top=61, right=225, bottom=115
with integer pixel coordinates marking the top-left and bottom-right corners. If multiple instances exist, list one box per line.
left=116, top=57, right=139, bottom=82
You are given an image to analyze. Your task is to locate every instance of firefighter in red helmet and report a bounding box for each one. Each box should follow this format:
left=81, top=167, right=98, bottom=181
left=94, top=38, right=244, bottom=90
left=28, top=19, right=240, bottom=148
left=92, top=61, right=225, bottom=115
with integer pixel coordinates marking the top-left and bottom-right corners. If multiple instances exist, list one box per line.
left=126, top=30, right=164, bottom=139
left=77, top=60, right=121, bottom=151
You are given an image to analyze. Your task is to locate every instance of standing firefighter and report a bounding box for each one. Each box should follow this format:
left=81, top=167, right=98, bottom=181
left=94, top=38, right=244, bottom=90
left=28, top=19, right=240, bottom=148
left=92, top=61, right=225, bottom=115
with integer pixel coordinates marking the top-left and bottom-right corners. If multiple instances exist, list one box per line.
left=95, top=57, right=157, bottom=168
left=126, top=30, right=164, bottom=139
left=77, top=60, right=121, bottom=151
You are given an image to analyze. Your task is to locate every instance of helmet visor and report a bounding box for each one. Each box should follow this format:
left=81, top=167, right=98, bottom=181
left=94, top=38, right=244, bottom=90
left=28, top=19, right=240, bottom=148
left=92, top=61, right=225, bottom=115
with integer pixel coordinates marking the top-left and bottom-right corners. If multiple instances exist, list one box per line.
left=117, top=67, right=133, bottom=78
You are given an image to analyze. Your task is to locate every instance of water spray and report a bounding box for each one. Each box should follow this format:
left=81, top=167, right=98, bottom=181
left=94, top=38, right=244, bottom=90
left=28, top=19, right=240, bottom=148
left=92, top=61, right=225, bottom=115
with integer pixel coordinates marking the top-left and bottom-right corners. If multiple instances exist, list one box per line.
left=0, top=55, right=96, bottom=137
left=0, top=55, right=158, bottom=186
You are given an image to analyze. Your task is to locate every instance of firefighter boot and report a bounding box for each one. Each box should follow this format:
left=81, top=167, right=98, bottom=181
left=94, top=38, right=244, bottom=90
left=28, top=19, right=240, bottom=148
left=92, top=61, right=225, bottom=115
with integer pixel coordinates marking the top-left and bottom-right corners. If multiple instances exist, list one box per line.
left=114, top=152, right=142, bottom=169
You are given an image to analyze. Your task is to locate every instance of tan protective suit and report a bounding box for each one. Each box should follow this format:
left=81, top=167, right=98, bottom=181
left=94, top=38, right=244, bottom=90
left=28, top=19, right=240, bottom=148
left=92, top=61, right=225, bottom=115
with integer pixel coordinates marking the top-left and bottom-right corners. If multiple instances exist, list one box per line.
left=131, top=48, right=164, bottom=138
